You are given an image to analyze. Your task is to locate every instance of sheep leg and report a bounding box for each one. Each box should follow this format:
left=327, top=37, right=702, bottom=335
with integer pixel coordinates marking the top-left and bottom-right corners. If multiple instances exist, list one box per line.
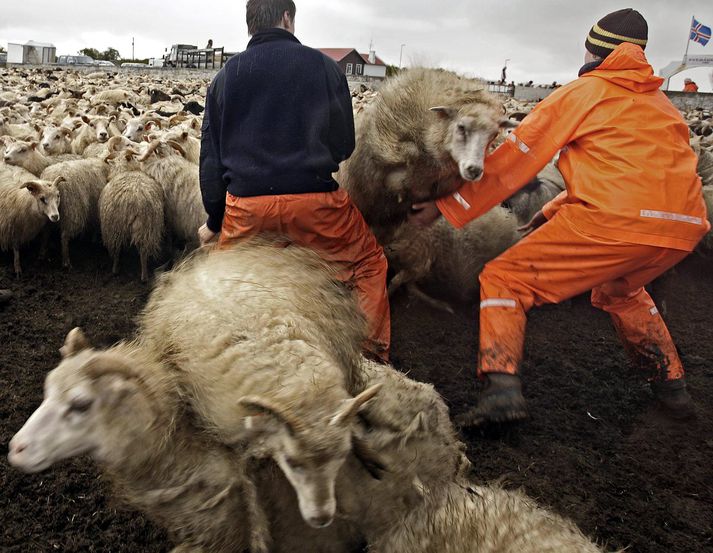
left=37, top=226, right=51, bottom=260
left=140, top=250, right=149, bottom=282
left=112, top=253, right=120, bottom=275
left=387, top=270, right=408, bottom=297
left=13, top=248, right=22, bottom=279
left=407, top=283, right=455, bottom=314
left=61, top=230, right=72, bottom=269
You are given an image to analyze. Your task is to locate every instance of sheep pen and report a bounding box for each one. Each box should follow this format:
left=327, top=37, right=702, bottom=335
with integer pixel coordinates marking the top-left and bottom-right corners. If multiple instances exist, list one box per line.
left=2, top=67, right=713, bottom=553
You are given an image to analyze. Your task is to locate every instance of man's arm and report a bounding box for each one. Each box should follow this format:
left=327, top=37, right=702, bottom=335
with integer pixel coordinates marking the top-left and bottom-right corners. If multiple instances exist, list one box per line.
left=199, top=70, right=228, bottom=234
left=325, top=59, right=355, bottom=162
left=436, top=83, right=590, bottom=229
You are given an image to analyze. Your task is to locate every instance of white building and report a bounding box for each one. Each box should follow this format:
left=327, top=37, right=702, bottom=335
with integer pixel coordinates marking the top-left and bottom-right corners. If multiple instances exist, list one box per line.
left=7, top=40, right=57, bottom=65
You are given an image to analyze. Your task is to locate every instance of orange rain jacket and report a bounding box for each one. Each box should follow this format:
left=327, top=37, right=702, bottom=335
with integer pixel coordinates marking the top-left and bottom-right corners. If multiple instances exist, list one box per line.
left=437, top=43, right=709, bottom=252
left=683, top=81, right=699, bottom=93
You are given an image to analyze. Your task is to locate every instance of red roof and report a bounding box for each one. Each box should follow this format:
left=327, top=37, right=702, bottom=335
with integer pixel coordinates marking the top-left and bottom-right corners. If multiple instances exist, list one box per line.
left=317, top=48, right=386, bottom=66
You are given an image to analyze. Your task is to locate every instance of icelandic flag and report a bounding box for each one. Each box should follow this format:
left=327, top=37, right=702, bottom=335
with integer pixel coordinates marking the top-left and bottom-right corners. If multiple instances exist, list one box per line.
left=690, top=18, right=711, bottom=46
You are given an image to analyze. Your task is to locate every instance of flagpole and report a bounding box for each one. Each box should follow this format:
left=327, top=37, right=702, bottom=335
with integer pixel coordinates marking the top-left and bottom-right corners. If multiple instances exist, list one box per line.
left=684, top=15, right=694, bottom=63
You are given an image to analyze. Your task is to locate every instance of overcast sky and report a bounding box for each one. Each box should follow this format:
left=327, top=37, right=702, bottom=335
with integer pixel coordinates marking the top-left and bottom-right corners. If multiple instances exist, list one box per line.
left=2, top=1, right=711, bottom=91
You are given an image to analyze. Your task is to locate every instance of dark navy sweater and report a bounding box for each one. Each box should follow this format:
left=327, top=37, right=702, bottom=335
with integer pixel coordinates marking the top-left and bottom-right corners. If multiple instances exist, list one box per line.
left=199, top=28, right=355, bottom=232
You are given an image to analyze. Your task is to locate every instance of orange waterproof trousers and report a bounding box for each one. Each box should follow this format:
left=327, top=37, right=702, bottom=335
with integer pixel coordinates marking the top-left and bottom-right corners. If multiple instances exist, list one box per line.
left=478, top=214, right=688, bottom=383
left=218, top=189, right=391, bottom=361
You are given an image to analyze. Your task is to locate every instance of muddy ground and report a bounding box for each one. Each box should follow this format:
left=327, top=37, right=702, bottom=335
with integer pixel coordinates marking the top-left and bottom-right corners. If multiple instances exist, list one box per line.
left=0, top=240, right=711, bottom=552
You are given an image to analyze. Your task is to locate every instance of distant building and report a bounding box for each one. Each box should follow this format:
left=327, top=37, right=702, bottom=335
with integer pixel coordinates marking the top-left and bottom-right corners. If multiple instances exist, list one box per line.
left=317, top=48, right=387, bottom=81
left=7, top=40, right=56, bottom=64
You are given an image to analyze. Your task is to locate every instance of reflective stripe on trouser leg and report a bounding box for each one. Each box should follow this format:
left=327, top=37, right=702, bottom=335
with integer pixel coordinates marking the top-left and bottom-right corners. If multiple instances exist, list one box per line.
left=591, top=286, right=684, bottom=382
left=478, top=268, right=529, bottom=378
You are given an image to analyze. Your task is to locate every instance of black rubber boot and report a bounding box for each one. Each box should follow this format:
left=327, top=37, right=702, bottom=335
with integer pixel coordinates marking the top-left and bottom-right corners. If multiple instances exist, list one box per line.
left=456, top=373, right=528, bottom=428
left=0, top=289, right=13, bottom=306
left=651, top=379, right=695, bottom=420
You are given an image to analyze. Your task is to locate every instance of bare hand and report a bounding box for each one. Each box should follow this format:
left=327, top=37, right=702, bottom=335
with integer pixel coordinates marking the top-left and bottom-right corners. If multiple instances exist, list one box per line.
left=517, top=210, right=547, bottom=236
left=408, top=201, right=441, bottom=228
left=198, top=223, right=218, bottom=246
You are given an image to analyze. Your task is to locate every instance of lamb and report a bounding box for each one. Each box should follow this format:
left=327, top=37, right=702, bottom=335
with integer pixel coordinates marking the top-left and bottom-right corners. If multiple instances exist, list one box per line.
left=8, top=330, right=264, bottom=553
left=39, top=125, right=73, bottom=155
left=72, top=115, right=116, bottom=155
left=0, top=175, right=62, bottom=276
left=40, top=158, right=110, bottom=267
left=138, top=242, right=380, bottom=528
left=99, top=149, right=164, bottom=281
left=339, top=67, right=515, bottom=241
left=138, top=139, right=207, bottom=247
left=385, top=206, right=520, bottom=312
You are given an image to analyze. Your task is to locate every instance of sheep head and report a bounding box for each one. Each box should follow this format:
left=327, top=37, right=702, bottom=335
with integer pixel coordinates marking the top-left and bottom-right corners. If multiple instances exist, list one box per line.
left=238, top=383, right=382, bottom=529
left=8, top=329, right=151, bottom=473
left=429, top=101, right=518, bottom=182
left=40, top=125, right=73, bottom=155
left=3, top=139, right=38, bottom=166
left=21, top=176, right=63, bottom=222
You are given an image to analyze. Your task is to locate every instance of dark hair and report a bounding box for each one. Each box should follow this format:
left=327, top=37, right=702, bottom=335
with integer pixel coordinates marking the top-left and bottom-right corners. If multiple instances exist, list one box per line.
left=246, top=0, right=296, bottom=35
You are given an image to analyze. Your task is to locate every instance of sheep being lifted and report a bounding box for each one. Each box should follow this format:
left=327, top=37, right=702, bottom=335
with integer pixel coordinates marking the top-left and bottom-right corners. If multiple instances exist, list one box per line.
left=340, top=67, right=515, bottom=240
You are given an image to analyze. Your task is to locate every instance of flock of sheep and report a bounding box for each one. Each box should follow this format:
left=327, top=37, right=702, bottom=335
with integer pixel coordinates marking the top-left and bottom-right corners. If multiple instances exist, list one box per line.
left=1, top=64, right=710, bottom=552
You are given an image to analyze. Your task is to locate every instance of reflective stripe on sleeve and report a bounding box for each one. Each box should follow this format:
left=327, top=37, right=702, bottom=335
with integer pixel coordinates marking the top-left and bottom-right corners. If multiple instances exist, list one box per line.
left=453, top=192, right=471, bottom=210
left=507, top=133, right=530, bottom=154
left=480, top=299, right=517, bottom=309
left=650, top=307, right=659, bottom=316
left=640, top=210, right=703, bottom=226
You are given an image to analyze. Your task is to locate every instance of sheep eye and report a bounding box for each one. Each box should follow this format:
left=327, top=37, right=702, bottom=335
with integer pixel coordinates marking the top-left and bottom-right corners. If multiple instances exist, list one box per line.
left=457, top=124, right=466, bottom=135
left=68, top=398, right=94, bottom=414
left=285, top=457, right=305, bottom=470
left=40, top=197, right=47, bottom=204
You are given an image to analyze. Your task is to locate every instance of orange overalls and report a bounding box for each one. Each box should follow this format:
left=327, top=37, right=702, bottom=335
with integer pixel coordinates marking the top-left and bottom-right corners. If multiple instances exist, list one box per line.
left=437, top=43, right=709, bottom=383
left=219, top=189, right=391, bottom=362
left=683, top=81, right=699, bottom=93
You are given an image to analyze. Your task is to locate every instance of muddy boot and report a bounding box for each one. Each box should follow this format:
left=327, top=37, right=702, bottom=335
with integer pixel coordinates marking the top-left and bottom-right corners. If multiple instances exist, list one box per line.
left=456, top=373, right=528, bottom=428
left=0, top=289, right=13, bottom=305
left=651, top=379, right=695, bottom=420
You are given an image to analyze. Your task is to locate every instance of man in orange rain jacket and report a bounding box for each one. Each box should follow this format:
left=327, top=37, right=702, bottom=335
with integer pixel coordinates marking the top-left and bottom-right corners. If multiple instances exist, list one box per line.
left=683, top=78, right=699, bottom=93
left=198, top=0, right=390, bottom=361
left=410, top=8, right=709, bottom=426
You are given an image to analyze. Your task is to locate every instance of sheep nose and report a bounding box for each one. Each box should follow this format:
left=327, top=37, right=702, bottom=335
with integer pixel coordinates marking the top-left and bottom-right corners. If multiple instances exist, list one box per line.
left=50, top=214, right=59, bottom=222
left=307, top=514, right=334, bottom=528
left=10, top=441, right=26, bottom=455
left=42, top=143, right=50, bottom=149
left=465, top=165, right=483, bottom=180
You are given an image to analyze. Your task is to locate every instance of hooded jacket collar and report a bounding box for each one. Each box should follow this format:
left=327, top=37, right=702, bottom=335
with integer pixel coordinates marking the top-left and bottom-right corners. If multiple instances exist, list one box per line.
left=581, top=42, right=663, bottom=93
left=247, top=28, right=301, bottom=49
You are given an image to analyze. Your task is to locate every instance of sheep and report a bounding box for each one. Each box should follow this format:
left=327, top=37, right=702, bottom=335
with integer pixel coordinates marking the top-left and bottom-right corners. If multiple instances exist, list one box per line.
left=137, top=242, right=379, bottom=528
left=160, top=127, right=201, bottom=164
left=700, top=185, right=713, bottom=252
left=39, top=125, right=73, bottom=155
left=138, top=139, right=207, bottom=248
left=339, top=67, right=515, bottom=241
left=71, top=114, right=116, bottom=155
left=40, top=158, right=110, bottom=267
left=369, top=481, right=612, bottom=553
left=0, top=114, right=38, bottom=141
left=384, top=206, right=521, bottom=313
left=99, top=149, right=164, bottom=281
left=0, top=175, right=62, bottom=277
left=503, top=161, right=566, bottom=225
left=7, top=329, right=264, bottom=553
left=90, top=88, right=136, bottom=106
left=121, top=115, right=160, bottom=143
left=2, top=138, right=79, bottom=176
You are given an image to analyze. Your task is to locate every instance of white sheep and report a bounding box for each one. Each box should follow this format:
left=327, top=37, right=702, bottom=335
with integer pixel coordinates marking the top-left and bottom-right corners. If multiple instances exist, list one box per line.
left=0, top=114, right=39, bottom=141
left=385, top=206, right=521, bottom=312
left=90, top=89, right=136, bottom=106
left=339, top=67, right=515, bottom=241
left=138, top=242, right=380, bottom=528
left=503, top=161, right=565, bottom=225
left=160, top=127, right=201, bottom=164
left=121, top=115, right=160, bottom=143
left=2, top=138, right=79, bottom=176
left=40, top=158, right=110, bottom=267
left=7, top=329, right=266, bottom=553
left=0, top=174, right=62, bottom=276
left=39, top=125, right=74, bottom=155
left=138, top=139, right=206, bottom=247
left=72, top=115, right=116, bottom=155
left=99, top=149, right=164, bottom=281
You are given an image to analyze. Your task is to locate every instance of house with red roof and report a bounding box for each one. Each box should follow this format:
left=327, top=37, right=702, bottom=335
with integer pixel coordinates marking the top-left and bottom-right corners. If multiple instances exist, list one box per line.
left=317, top=48, right=387, bottom=81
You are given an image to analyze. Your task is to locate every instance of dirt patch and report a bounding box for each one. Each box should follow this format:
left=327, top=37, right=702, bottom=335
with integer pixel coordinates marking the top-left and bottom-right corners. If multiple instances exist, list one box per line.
left=1, top=242, right=711, bottom=552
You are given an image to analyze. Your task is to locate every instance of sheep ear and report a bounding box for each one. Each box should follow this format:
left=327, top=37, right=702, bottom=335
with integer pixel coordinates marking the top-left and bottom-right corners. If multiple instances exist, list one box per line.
left=499, top=118, right=519, bottom=129
left=429, top=106, right=457, bottom=119
left=60, top=327, right=92, bottom=358
left=51, top=176, right=66, bottom=187
left=181, top=131, right=188, bottom=140
left=329, top=384, right=382, bottom=427
left=29, top=142, right=38, bottom=150
left=239, top=396, right=304, bottom=436
left=81, top=115, right=91, bottom=124
left=20, top=181, right=42, bottom=195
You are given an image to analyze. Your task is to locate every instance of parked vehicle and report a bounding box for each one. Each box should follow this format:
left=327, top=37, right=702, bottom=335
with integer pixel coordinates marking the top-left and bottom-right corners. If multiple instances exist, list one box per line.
left=56, top=54, right=95, bottom=65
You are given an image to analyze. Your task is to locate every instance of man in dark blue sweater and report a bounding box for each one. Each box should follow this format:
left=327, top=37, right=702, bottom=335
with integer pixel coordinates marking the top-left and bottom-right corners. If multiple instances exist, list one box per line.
left=199, top=0, right=390, bottom=361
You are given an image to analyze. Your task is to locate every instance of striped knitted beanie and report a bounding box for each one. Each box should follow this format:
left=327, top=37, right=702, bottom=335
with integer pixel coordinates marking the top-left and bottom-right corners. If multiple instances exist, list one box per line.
left=585, top=8, right=648, bottom=59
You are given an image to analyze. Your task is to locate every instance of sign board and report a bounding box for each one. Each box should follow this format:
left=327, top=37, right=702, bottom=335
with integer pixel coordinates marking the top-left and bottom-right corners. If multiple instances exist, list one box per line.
left=660, top=55, right=713, bottom=89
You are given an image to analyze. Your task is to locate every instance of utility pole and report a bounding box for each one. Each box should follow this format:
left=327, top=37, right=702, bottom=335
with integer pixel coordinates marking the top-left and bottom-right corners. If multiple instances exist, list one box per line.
left=399, top=43, right=406, bottom=69
left=132, top=37, right=135, bottom=60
